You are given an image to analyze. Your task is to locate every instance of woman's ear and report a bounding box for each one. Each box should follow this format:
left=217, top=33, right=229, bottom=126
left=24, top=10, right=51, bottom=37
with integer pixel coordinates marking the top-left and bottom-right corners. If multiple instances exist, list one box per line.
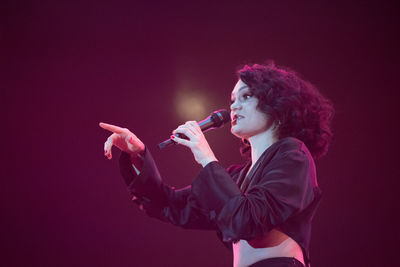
left=272, top=120, right=281, bottom=139
left=273, top=120, right=281, bottom=130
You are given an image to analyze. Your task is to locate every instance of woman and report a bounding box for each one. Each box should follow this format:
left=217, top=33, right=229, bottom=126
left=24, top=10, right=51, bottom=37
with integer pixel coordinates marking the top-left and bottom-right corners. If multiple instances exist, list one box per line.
left=100, top=62, right=334, bottom=267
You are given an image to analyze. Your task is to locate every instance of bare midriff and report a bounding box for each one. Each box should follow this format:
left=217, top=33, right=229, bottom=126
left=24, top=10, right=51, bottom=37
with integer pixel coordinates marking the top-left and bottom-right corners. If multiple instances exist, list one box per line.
left=232, top=229, right=305, bottom=267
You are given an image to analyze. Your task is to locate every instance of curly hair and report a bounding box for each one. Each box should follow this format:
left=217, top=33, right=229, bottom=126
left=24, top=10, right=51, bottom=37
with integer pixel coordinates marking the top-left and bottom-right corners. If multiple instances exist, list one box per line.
left=237, top=62, right=334, bottom=160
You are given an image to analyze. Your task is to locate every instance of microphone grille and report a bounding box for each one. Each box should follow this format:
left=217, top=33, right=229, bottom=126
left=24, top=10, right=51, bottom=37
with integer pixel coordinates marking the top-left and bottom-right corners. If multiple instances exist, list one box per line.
left=211, top=109, right=230, bottom=127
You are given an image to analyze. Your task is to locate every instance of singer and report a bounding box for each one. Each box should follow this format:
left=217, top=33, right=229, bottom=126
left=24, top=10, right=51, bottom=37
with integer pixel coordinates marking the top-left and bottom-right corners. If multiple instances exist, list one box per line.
left=99, top=62, right=334, bottom=267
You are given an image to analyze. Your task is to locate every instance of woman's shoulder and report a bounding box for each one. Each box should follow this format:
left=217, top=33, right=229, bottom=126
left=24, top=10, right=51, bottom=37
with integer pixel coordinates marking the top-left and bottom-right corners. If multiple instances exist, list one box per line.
left=276, top=137, right=310, bottom=154
left=273, top=137, right=314, bottom=163
left=277, top=136, right=303, bottom=148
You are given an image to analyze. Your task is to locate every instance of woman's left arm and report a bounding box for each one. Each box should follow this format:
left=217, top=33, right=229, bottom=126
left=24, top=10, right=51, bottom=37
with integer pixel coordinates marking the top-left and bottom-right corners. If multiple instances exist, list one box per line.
left=191, top=147, right=317, bottom=242
left=172, top=122, right=317, bottom=242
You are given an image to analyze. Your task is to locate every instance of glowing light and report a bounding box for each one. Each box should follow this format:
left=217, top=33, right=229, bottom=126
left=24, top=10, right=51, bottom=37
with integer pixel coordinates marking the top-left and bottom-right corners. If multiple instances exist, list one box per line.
left=174, top=89, right=208, bottom=121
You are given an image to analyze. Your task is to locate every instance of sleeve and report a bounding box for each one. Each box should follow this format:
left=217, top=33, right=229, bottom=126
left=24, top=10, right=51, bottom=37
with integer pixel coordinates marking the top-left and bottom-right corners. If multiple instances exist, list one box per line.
left=119, top=148, right=217, bottom=230
left=191, top=147, right=316, bottom=242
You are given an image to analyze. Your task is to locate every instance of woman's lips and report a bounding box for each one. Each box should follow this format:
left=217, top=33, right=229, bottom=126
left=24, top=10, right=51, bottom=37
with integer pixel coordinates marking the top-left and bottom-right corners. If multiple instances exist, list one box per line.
left=231, top=115, right=243, bottom=126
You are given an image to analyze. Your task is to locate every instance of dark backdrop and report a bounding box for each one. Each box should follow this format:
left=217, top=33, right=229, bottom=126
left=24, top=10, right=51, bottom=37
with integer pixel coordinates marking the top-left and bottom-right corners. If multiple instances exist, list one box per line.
left=2, top=1, right=399, bottom=267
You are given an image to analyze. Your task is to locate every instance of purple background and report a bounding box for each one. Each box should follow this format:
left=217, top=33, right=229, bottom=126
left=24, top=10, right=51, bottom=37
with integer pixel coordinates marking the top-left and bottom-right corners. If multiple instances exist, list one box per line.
left=3, top=1, right=399, bottom=266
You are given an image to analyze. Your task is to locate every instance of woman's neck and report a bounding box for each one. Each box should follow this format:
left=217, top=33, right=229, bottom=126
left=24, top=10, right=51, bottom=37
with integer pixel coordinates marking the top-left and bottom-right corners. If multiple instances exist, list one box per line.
left=248, top=129, right=278, bottom=166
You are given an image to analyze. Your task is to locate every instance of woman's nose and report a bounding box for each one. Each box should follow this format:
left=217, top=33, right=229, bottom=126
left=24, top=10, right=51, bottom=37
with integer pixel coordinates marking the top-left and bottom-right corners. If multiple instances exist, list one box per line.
left=230, top=100, right=241, bottom=110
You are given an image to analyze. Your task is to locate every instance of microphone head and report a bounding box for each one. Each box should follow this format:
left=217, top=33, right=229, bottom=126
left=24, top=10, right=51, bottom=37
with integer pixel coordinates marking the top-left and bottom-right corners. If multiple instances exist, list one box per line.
left=210, top=109, right=230, bottom=127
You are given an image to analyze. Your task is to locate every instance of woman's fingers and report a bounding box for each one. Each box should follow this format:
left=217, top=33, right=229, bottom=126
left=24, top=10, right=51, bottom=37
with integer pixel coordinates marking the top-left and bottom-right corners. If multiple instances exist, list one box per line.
left=173, top=121, right=199, bottom=139
left=173, top=128, right=196, bottom=140
left=99, top=122, right=124, bottom=134
left=171, top=134, right=191, bottom=147
left=104, top=134, right=116, bottom=159
left=104, top=139, right=111, bottom=159
left=186, top=121, right=202, bottom=134
left=103, top=138, right=108, bottom=154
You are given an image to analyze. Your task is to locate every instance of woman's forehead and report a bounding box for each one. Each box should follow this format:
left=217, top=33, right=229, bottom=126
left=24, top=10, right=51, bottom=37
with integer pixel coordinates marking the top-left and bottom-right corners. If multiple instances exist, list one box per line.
left=231, top=80, right=249, bottom=97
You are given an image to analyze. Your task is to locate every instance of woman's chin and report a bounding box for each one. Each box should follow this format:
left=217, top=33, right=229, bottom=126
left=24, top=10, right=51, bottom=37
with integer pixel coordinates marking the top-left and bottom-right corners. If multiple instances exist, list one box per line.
left=231, top=127, right=246, bottom=139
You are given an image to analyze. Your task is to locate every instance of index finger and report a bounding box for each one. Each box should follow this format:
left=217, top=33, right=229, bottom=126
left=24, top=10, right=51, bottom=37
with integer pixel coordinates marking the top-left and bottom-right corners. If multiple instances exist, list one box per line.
left=99, top=122, right=124, bottom=134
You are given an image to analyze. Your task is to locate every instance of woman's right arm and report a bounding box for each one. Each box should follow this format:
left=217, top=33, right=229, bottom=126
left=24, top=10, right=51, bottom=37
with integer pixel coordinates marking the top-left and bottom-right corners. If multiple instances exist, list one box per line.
left=99, top=122, right=216, bottom=230
left=119, top=148, right=216, bottom=230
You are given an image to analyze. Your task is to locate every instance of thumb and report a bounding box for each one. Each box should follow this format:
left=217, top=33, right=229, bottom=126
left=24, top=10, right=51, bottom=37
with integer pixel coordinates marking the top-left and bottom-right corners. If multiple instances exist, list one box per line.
left=127, top=136, right=134, bottom=144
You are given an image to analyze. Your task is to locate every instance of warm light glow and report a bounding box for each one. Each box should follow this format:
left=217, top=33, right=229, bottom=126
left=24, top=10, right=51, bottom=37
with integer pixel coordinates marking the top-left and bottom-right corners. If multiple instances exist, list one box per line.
left=174, top=89, right=208, bottom=121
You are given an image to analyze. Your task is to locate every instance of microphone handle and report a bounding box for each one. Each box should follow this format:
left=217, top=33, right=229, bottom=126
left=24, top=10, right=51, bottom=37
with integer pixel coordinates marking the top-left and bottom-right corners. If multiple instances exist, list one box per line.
left=157, top=138, right=175, bottom=150
left=157, top=133, right=188, bottom=150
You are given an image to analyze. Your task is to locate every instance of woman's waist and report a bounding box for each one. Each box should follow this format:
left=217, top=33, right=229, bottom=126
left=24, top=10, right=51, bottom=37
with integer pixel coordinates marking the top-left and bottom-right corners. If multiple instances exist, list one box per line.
left=232, top=229, right=304, bottom=267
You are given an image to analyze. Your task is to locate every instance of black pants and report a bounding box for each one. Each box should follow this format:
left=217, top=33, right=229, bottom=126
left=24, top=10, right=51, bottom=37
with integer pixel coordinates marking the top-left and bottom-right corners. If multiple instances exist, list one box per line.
left=249, top=257, right=305, bottom=267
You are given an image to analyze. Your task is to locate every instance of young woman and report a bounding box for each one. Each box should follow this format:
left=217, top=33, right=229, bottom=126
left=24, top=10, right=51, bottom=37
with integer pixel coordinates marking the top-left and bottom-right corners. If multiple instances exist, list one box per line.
left=100, top=62, right=334, bottom=267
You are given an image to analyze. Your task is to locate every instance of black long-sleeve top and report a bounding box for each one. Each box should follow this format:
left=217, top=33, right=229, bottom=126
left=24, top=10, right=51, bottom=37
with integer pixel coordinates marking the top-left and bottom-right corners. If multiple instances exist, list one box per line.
left=119, top=137, right=322, bottom=266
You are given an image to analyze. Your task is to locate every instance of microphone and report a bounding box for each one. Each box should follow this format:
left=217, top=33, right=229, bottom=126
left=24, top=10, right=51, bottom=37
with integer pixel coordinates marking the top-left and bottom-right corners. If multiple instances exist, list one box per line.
left=158, top=109, right=230, bottom=150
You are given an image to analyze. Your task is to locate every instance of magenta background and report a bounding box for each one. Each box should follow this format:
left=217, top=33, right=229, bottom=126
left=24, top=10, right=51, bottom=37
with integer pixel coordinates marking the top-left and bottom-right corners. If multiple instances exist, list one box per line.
left=2, top=1, right=399, bottom=267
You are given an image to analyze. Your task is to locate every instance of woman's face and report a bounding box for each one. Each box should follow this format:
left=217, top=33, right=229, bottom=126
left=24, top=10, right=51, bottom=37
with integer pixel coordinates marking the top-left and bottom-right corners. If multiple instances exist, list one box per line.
left=230, top=80, right=272, bottom=139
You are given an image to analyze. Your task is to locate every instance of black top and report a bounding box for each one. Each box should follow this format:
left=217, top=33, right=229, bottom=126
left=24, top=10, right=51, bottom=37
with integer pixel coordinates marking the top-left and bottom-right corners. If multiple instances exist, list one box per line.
left=119, top=137, right=322, bottom=266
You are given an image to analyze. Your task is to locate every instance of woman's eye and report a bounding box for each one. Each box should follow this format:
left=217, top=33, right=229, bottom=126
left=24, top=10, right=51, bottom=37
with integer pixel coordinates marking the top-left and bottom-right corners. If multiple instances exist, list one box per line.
left=242, top=93, right=252, bottom=100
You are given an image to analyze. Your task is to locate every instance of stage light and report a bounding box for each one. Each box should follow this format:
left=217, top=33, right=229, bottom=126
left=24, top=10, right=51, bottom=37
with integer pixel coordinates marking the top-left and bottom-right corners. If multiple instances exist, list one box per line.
left=174, top=89, right=208, bottom=122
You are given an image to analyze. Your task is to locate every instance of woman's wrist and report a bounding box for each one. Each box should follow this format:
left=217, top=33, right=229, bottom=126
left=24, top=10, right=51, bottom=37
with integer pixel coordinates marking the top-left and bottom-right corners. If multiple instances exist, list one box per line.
left=129, top=149, right=145, bottom=170
left=200, top=157, right=218, bottom=168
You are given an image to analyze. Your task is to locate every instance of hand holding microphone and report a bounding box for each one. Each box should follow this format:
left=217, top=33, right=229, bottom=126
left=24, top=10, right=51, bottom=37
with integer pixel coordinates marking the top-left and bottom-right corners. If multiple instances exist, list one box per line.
left=159, top=109, right=230, bottom=167
left=158, top=109, right=230, bottom=149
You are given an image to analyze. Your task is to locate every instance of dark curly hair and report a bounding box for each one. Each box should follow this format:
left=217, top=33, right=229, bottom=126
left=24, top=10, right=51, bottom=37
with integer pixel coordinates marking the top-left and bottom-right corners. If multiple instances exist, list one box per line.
left=237, top=62, right=334, bottom=160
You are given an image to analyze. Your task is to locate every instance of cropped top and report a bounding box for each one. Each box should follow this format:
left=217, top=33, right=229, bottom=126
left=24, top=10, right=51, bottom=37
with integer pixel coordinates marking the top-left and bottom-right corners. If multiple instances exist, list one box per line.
left=118, top=137, right=322, bottom=266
